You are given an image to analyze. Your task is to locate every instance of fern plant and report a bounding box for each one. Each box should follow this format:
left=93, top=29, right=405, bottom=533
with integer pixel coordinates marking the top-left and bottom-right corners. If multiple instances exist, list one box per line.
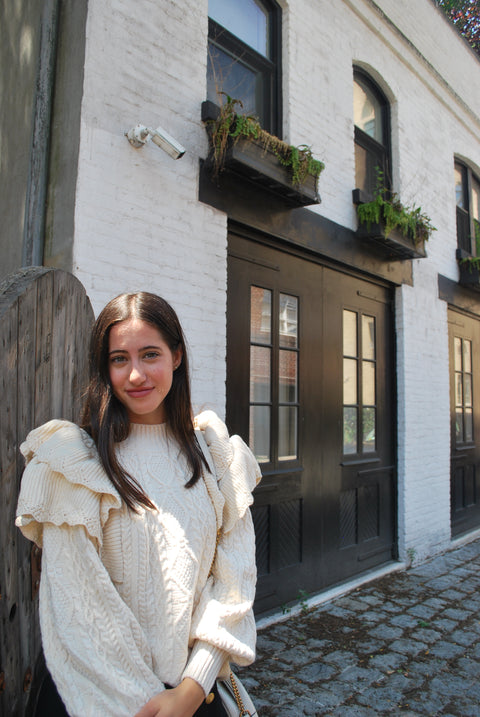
left=205, top=94, right=325, bottom=186
left=357, top=171, right=436, bottom=245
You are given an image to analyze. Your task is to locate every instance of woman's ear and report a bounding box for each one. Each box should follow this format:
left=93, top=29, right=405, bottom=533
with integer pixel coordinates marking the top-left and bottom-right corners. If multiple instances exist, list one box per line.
left=173, top=347, right=183, bottom=370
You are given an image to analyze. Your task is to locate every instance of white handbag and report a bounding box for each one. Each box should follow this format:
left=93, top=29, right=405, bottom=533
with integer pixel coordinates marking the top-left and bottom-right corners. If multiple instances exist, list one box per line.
left=216, top=672, right=258, bottom=716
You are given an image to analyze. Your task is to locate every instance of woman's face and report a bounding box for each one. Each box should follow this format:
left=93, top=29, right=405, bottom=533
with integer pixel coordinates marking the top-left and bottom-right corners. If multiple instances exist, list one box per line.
left=108, top=318, right=182, bottom=424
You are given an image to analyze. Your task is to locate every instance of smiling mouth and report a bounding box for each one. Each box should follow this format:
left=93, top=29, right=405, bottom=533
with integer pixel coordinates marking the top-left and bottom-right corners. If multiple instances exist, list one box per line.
left=126, top=388, right=154, bottom=398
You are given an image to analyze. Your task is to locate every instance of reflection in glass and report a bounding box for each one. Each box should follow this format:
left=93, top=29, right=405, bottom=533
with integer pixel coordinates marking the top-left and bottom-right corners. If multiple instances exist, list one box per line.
left=279, top=294, right=298, bottom=348
left=454, top=337, right=462, bottom=371
left=250, top=286, right=271, bottom=344
left=343, top=310, right=357, bottom=357
left=454, top=166, right=464, bottom=209
left=363, top=407, right=376, bottom=452
left=362, top=361, right=375, bottom=405
left=279, top=350, right=297, bottom=403
left=209, top=0, right=270, bottom=57
left=362, top=315, right=375, bottom=360
left=463, top=340, right=472, bottom=373
left=456, top=410, right=463, bottom=442
left=464, top=374, right=472, bottom=407
left=455, top=373, right=463, bottom=407
left=207, top=44, right=261, bottom=120
left=343, top=358, right=357, bottom=405
left=250, top=405, right=270, bottom=462
left=250, top=346, right=271, bottom=402
left=465, top=409, right=473, bottom=442
left=344, top=407, right=357, bottom=454
left=353, top=79, right=383, bottom=142
left=278, top=406, right=297, bottom=460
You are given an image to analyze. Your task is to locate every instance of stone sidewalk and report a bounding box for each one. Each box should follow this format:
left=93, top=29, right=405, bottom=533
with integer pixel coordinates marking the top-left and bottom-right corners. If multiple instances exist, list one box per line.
left=238, top=538, right=480, bottom=716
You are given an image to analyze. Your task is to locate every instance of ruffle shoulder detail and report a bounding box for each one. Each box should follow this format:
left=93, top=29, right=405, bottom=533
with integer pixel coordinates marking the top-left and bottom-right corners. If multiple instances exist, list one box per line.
left=194, top=411, right=261, bottom=533
left=16, top=420, right=121, bottom=549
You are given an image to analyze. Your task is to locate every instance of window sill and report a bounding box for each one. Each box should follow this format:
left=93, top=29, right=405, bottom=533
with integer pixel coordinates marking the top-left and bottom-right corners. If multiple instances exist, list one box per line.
left=456, top=248, right=480, bottom=291
left=202, top=101, right=320, bottom=207
left=353, top=189, right=427, bottom=261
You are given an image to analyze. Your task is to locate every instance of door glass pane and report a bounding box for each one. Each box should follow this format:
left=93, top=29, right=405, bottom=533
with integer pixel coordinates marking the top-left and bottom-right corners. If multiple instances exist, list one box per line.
left=362, top=315, right=375, bottom=360
left=463, top=340, right=472, bottom=373
left=251, top=286, right=271, bottom=344
left=343, top=358, right=357, bottom=404
left=465, top=409, right=473, bottom=442
left=344, top=407, right=357, bottom=454
left=279, top=294, right=298, bottom=348
left=456, top=410, right=464, bottom=442
left=455, top=373, right=463, bottom=407
left=343, top=310, right=357, bottom=356
left=278, top=406, right=297, bottom=460
left=454, top=337, right=462, bottom=371
left=363, top=407, right=376, bottom=452
left=362, top=361, right=375, bottom=405
left=250, top=405, right=270, bottom=462
left=250, top=346, right=271, bottom=402
left=279, top=350, right=297, bottom=403
left=209, top=0, right=270, bottom=57
left=464, top=374, right=472, bottom=407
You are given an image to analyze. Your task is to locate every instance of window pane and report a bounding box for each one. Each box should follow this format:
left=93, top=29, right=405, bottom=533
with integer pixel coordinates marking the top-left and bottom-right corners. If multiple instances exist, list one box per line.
left=353, top=79, right=383, bottom=143
left=207, top=43, right=260, bottom=119
left=344, top=407, right=357, bottom=454
left=250, top=346, right=271, bottom=402
left=362, top=315, right=375, bottom=360
left=250, top=405, right=270, bottom=462
left=465, top=409, right=473, bottom=442
left=278, top=406, right=297, bottom=460
left=454, top=165, right=465, bottom=209
left=343, top=310, right=357, bottom=357
left=464, top=374, right=472, bottom=408
left=209, top=0, right=270, bottom=57
left=456, top=410, right=464, bottom=442
left=463, top=340, right=472, bottom=373
left=355, top=143, right=368, bottom=193
left=362, top=361, right=375, bottom=405
left=363, top=407, right=376, bottom=452
left=250, top=286, right=271, bottom=344
left=279, top=350, right=297, bottom=403
left=279, top=294, right=298, bottom=348
left=455, top=373, right=463, bottom=407
left=472, top=176, right=480, bottom=222
left=343, top=358, right=357, bottom=404
left=454, top=337, right=462, bottom=371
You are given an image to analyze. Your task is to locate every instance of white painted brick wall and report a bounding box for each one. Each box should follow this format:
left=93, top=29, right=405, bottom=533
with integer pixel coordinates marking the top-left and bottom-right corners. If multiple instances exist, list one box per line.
left=71, top=0, right=480, bottom=563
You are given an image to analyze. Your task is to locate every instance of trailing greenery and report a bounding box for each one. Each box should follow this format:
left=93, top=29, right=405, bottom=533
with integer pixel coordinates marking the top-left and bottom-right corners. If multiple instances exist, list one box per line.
left=459, top=219, right=480, bottom=271
left=357, top=171, right=436, bottom=244
left=206, top=94, right=325, bottom=186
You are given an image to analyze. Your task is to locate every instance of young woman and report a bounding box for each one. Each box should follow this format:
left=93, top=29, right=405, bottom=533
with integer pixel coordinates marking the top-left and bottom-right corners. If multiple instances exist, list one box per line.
left=16, top=292, right=261, bottom=717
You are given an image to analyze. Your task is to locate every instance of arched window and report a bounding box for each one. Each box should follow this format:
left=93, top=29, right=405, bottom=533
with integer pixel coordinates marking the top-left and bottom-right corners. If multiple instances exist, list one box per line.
left=353, top=70, right=391, bottom=199
left=207, top=0, right=281, bottom=135
left=455, top=160, right=480, bottom=255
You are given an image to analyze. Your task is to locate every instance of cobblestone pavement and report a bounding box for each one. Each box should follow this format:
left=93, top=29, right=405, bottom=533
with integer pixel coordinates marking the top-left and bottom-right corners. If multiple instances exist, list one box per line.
left=237, top=538, right=480, bottom=716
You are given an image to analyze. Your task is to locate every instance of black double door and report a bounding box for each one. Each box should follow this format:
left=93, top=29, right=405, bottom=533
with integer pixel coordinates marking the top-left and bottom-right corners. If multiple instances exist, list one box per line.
left=227, top=232, right=396, bottom=613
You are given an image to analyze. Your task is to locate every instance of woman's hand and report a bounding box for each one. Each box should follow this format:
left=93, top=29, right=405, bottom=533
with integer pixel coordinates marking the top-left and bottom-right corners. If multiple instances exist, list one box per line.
left=134, top=678, right=205, bottom=717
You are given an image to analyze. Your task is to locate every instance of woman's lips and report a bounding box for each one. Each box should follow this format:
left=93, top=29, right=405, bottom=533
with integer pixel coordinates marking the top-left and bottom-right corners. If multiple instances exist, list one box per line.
left=126, top=387, right=154, bottom=398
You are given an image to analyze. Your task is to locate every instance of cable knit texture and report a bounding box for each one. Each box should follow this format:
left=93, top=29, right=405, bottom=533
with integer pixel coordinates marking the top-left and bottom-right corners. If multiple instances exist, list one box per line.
left=15, top=413, right=261, bottom=717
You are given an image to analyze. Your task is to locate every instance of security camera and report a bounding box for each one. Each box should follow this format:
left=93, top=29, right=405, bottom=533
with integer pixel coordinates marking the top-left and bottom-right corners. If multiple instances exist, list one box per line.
left=126, top=124, right=186, bottom=160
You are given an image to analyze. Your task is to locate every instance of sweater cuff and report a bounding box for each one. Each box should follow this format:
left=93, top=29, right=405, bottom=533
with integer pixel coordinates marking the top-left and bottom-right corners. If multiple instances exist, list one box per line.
left=182, top=643, right=227, bottom=696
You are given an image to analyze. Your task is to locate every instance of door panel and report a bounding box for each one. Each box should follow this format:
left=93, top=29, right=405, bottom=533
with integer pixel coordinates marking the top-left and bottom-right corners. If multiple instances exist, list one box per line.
left=449, top=309, right=480, bottom=536
left=227, top=233, right=396, bottom=613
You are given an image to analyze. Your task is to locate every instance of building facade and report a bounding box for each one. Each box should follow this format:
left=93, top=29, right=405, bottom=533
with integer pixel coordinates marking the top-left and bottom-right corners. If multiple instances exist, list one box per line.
left=3, top=0, right=480, bottom=614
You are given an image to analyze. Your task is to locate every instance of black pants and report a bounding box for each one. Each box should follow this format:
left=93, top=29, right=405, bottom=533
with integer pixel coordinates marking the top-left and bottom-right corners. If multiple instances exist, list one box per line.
left=35, top=672, right=228, bottom=716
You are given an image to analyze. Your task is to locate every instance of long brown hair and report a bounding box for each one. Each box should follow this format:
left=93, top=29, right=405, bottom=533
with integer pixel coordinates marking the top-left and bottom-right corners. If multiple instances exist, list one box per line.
left=81, top=292, right=207, bottom=510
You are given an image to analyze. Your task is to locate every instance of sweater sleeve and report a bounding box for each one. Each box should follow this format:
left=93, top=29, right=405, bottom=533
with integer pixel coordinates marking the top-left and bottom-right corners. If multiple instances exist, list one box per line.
left=183, top=412, right=261, bottom=691
left=15, top=421, right=165, bottom=716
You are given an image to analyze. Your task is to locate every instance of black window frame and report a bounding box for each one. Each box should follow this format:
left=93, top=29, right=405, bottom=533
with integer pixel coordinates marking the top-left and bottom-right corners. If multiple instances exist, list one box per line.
left=207, top=0, right=282, bottom=137
left=353, top=69, right=391, bottom=201
left=455, top=159, right=480, bottom=256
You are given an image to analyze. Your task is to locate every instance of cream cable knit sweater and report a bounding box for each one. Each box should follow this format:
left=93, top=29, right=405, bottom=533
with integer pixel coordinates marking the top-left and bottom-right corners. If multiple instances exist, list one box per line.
left=16, top=411, right=261, bottom=717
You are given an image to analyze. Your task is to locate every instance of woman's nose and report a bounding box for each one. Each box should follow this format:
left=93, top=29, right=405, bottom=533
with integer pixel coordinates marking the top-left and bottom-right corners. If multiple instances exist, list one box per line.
left=129, top=364, right=146, bottom=384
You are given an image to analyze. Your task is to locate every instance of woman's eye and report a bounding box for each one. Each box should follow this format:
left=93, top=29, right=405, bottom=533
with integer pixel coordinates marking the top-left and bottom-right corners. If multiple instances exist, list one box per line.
left=144, top=351, right=160, bottom=360
left=111, top=355, right=126, bottom=364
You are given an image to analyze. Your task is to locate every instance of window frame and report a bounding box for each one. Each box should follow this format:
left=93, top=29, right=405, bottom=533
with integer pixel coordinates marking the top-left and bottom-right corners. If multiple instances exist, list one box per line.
left=207, top=0, right=282, bottom=137
left=353, top=69, right=391, bottom=201
left=455, top=159, right=480, bottom=256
